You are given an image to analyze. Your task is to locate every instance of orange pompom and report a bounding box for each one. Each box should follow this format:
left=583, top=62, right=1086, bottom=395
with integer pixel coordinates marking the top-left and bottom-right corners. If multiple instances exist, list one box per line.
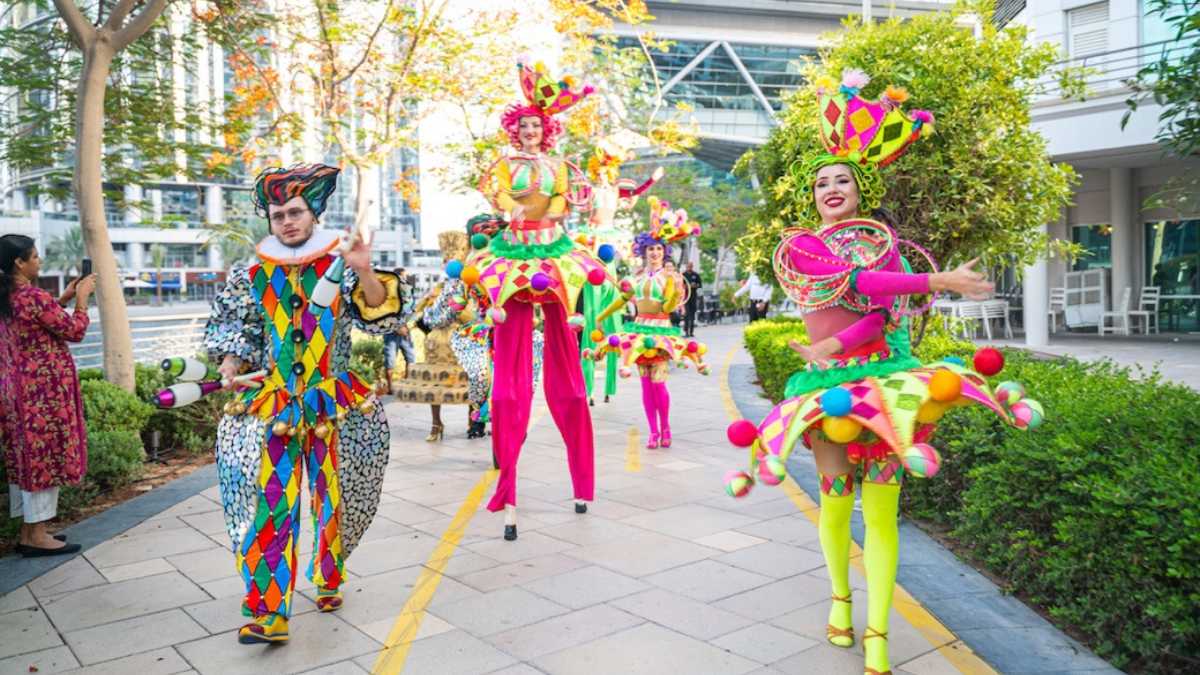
left=928, top=369, right=962, bottom=402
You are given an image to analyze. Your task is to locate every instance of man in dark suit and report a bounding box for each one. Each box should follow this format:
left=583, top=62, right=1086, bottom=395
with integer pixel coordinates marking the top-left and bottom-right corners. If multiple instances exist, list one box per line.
left=681, top=262, right=703, bottom=337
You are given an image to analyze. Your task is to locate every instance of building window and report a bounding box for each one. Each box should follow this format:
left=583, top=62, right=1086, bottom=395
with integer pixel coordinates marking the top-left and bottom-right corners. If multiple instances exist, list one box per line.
left=160, top=243, right=205, bottom=268
left=1145, top=219, right=1199, bottom=332
left=1071, top=224, right=1112, bottom=271
left=160, top=188, right=202, bottom=228
left=993, top=0, right=1025, bottom=28
left=1067, top=2, right=1109, bottom=59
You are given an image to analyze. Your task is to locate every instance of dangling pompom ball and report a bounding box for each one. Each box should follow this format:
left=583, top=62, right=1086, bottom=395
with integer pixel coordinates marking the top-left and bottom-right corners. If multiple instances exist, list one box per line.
left=757, top=455, right=787, bottom=486
left=1009, top=398, right=1044, bottom=430
left=724, top=470, right=754, bottom=499
left=581, top=347, right=593, bottom=360
left=994, top=381, right=1024, bottom=406
left=900, top=443, right=942, bottom=478
left=488, top=307, right=507, bottom=324
left=973, top=347, right=1005, bottom=377
left=726, top=420, right=759, bottom=447
left=819, top=388, right=853, bottom=417
left=470, top=233, right=489, bottom=250
left=460, top=265, right=480, bottom=286
left=590, top=329, right=605, bottom=343
left=607, top=334, right=621, bottom=348
left=598, top=244, right=615, bottom=263
left=698, top=344, right=708, bottom=355
left=698, top=363, right=711, bottom=376
left=530, top=272, right=551, bottom=292
left=587, top=268, right=606, bottom=286
left=641, top=336, right=657, bottom=350
left=686, top=341, right=699, bottom=353
left=928, top=369, right=962, bottom=403
left=916, top=400, right=949, bottom=425
left=567, top=313, right=586, bottom=332
left=445, top=260, right=464, bottom=279
left=619, top=279, right=634, bottom=294
left=618, top=367, right=632, bottom=379
left=822, top=416, right=862, bottom=444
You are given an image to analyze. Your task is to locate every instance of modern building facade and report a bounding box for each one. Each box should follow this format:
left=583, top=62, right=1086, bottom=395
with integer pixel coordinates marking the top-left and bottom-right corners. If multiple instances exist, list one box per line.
left=1014, top=0, right=1200, bottom=338
left=0, top=4, right=422, bottom=299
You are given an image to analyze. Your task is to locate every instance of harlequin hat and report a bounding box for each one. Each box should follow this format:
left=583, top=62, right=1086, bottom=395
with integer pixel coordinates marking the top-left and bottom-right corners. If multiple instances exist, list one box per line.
left=645, top=196, right=700, bottom=246
left=517, top=58, right=594, bottom=116
left=813, top=69, right=934, bottom=167
left=252, top=163, right=340, bottom=218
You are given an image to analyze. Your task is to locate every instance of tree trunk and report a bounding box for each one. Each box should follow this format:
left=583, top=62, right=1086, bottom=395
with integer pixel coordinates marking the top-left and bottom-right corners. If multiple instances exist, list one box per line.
left=76, top=37, right=136, bottom=391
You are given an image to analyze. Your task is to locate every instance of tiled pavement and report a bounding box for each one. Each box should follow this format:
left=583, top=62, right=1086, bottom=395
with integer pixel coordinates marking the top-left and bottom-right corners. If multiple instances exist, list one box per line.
left=0, top=325, right=989, bottom=675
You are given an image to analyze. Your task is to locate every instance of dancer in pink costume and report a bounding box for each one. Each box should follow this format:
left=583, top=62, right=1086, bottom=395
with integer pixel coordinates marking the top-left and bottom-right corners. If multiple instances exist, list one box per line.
left=462, top=59, right=610, bottom=540
left=592, top=197, right=710, bottom=449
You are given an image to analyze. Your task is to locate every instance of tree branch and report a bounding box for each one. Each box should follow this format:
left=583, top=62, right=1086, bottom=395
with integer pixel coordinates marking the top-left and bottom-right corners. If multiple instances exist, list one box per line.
left=334, top=0, right=397, bottom=89
left=113, top=0, right=168, bottom=51
left=51, top=0, right=95, bottom=50
left=103, top=0, right=135, bottom=32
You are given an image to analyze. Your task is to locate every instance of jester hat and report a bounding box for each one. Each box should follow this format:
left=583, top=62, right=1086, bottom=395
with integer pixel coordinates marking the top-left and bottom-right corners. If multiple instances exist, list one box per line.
left=633, top=196, right=700, bottom=257
left=516, top=58, right=594, bottom=116
left=252, top=164, right=340, bottom=218
left=792, top=70, right=934, bottom=224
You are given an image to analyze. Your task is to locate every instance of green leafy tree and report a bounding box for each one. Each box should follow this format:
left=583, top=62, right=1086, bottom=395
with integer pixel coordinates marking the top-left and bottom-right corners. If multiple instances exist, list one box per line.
left=43, top=225, right=87, bottom=274
left=736, top=0, right=1077, bottom=281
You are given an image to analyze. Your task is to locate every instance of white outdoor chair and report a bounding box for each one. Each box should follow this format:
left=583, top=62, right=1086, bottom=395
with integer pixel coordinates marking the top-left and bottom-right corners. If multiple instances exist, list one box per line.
left=955, top=301, right=986, bottom=339
left=1099, top=287, right=1132, bottom=336
left=1127, top=286, right=1160, bottom=334
left=1048, top=287, right=1066, bottom=334
left=982, top=299, right=1014, bottom=339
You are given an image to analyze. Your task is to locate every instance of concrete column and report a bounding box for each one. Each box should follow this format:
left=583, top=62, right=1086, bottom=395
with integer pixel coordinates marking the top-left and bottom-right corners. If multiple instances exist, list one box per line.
left=1109, top=167, right=1134, bottom=308
left=1023, top=223, right=1050, bottom=348
left=124, top=184, right=144, bottom=226
left=128, top=241, right=144, bottom=271
left=207, top=241, right=224, bottom=270
left=149, top=189, right=164, bottom=225
left=205, top=184, right=224, bottom=226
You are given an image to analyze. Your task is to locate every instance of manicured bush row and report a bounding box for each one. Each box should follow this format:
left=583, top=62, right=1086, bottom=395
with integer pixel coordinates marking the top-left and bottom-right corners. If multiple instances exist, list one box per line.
left=743, top=319, right=1200, bottom=672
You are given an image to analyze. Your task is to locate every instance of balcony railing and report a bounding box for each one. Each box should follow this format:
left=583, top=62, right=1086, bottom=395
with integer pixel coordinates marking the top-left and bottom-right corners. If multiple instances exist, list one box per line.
left=1039, top=39, right=1192, bottom=102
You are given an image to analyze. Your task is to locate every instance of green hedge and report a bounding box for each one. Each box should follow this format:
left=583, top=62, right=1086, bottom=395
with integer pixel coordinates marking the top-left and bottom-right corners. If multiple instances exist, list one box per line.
left=743, top=319, right=1200, bottom=672
left=351, top=335, right=385, bottom=382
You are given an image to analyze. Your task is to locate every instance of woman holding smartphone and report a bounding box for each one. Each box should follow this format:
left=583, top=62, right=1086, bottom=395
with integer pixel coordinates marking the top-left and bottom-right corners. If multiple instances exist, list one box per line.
left=0, top=234, right=96, bottom=556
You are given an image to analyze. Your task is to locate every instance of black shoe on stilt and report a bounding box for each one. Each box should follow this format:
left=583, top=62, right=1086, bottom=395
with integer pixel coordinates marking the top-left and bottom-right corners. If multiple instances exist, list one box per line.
left=504, top=525, right=518, bottom=541
left=604, top=395, right=610, bottom=403
left=575, top=502, right=587, bottom=514
left=589, top=398, right=594, bottom=407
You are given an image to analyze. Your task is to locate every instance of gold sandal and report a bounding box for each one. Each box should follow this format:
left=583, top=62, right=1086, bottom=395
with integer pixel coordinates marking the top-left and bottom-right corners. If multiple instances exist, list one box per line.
left=425, top=423, right=444, bottom=442
left=863, top=627, right=891, bottom=675
left=826, top=593, right=855, bottom=648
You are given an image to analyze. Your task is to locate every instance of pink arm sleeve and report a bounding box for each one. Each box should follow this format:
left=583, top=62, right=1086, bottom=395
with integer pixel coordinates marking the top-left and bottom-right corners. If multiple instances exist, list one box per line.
left=787, top=234, right=930, bottom=300
left=832, top=311, right=885, bottom=351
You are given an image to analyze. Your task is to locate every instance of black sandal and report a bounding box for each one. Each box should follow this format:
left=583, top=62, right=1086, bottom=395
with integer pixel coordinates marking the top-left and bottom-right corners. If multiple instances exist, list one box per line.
left=18, top=542, right=82, bottom=558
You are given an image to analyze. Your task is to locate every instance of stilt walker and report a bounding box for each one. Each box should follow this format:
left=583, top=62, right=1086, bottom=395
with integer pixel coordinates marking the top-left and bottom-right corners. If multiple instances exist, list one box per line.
left=204, top=164, right=404, bottom=644
left=463, top=58, right=610, bottom=540
left=723, top=71, right=1045, bottom=675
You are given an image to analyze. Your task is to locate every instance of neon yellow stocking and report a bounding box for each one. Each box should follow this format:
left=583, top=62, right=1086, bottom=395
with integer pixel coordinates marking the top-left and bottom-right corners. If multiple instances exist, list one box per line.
left=861, top=480, right=901, bottom=674
left=818, top=472, right=855, bottom=647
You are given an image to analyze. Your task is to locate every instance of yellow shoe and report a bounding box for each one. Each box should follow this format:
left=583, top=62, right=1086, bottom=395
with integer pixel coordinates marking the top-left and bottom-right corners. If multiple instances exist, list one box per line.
left=238, top=613, right=289, bottom=644
left=316, top=588, right=343, bottom=613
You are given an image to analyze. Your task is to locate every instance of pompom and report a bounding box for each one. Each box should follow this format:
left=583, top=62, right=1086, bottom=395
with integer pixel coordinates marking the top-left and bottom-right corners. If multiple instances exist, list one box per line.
left=973, top=347, right=1005, bottom=377
left=724, top=470, right=754, bottom=499
left=757, top=455, right=787, bottom=486
left=883, top=84, right=910, bottom=104
left=994, top=381, right=1024, bottom=406
left=589, top=329, right=605, bottom=343
left=928, top=369, right=962, bottom=403
left=916, top=400, right=949, bottom=425
left=587, top=268, right=606, bottom=286
left=530, top=272, right=551, bottom=292
left=460, top=265, right=481, bottom=286
left=841, top=68, right=870, bottom=92
left=597, top=244, right=616, bottom=263
left=445, top=260, right=464, bottom=279
left=698, top=344, right=708, bottom=356
left=470, top=233, right=489, bottom=250
left=1009, top=398, right=1044, bottom=430
left=819, top=388, right=853, bottom=417
left=581, top=347, right=593, bottom=359
left=814, top=74, right=837, bottom=95
left=619, top=366, right=632, bottom=379
left=619, top=279, right=634, bottom=294
left=607, top=334, right=620, bottom=347
left=900, top=443, right=942, bottom=478
left=727, top=420, right=759, bottom=448
left=912, top=109, right=935, bottom=124
left=698, top=363, right=711, bottom=376
left=488, top=307, right=507, bottom=324
left=641, top=336, right=656, bottom=350
left=686, top=341, right=699, bottom=353
left=822, top=416, right=863, bottom=444
left=567, top=313, right=586, bottom=332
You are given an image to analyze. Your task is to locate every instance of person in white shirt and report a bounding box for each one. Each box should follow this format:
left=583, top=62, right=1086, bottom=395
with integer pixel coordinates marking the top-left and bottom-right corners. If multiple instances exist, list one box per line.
left=734, top=272, right=773, bottom=322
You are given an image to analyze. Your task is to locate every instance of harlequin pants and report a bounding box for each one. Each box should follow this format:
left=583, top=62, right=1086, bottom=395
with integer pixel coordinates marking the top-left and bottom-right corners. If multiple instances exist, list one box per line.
left=239, top=425, right=344, bottom=618
left=488, top=300, right=595, bottom=511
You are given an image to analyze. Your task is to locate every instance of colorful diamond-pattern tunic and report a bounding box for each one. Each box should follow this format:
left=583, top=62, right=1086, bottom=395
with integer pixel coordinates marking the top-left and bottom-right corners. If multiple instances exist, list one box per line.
left=204, top=231, right=403, bottom=619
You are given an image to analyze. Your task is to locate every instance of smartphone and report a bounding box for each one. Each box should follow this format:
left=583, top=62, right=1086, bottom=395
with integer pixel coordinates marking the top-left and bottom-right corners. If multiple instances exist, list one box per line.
left=80, top=258, right=92, bottom=277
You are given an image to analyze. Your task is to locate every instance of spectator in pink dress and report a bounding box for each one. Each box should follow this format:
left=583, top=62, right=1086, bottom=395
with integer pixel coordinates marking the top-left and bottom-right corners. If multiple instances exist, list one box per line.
left=0, top=234, right=95, bottom=557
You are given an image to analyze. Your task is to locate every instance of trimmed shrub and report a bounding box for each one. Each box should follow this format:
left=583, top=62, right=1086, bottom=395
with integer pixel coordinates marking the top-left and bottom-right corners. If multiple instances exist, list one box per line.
left=743, top=318, right=1200, bottom=672
left=83, top=429, right=146, bottom=490
left=81, top=379, right=154, bottom=434
left=351, top=335, right=385, bottom=382
left=742, top=317, right=808, bottom=401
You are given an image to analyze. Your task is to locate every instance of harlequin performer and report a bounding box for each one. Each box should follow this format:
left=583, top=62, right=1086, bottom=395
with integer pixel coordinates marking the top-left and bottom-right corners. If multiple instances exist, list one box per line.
left=463, top=58, right=610, bottom=541
left=722, top=71, right=1045, bottom=675
left=204, top=164, right=404, bottom=644
left=577, top=141, right=663, bottom=405
left=592, top=197, right=710, bottom=449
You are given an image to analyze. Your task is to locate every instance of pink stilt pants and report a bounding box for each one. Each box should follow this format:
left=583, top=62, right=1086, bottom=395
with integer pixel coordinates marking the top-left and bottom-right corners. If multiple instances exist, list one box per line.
left=488, top=300, right=595, bottom=511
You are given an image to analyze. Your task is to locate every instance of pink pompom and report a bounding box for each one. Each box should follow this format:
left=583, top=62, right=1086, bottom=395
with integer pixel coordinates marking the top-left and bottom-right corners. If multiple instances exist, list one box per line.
left=587, top=268, right=606, bottom=286
left=842, top=69, right=870, bottom=90
left=686, top=341, right=699, bottom=353
left=582, top=85, right=595, bottom=96
left=913, top=109, right=934, bottom=124
left=727, top=420, right=759, bottom=448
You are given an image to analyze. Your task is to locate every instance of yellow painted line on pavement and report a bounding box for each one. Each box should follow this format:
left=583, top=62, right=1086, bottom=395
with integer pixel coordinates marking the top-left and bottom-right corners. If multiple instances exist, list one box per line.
left=625, top=427, right=642, bottom=472
left=372, top=403, right=548, bottom=674
left=718, top=343, right=997, bottom=675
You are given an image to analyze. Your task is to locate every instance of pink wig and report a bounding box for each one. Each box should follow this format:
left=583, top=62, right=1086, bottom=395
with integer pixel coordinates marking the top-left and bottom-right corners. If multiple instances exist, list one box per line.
left=500, top=104, right=562, bottom=153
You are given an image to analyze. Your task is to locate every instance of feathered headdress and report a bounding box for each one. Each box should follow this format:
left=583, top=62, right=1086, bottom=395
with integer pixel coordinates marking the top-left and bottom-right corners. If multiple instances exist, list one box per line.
left=648, top=196, right=699, bottom=244
left=517, top=58, right=594, bottom=116
left=252, top=164, right=340, bottom=218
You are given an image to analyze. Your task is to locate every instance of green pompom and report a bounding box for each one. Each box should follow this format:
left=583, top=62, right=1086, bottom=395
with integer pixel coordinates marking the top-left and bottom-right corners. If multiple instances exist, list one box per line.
left=471, top=233, right=489, bottom=250
left=642, top=336, right=657, bottom=350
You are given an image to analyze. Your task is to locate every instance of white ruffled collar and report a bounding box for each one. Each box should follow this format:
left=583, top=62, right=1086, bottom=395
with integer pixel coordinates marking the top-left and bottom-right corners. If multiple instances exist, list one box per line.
left=255, top=229, right=340, bottom=265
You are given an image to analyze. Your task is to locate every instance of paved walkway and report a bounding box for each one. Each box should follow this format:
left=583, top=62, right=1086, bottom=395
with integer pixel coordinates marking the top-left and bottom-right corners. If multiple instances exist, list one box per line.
left=2, top=325, right=988, bottom=675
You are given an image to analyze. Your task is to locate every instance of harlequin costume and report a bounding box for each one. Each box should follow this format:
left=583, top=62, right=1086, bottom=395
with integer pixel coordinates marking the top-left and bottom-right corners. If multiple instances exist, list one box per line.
left=593, top=197, right=710, bottom=449
left=463, top=59, right=610, bottom=529
left=722, top=71, right=1045, bottom=675
left=203, top=164, right=403, bottom=644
